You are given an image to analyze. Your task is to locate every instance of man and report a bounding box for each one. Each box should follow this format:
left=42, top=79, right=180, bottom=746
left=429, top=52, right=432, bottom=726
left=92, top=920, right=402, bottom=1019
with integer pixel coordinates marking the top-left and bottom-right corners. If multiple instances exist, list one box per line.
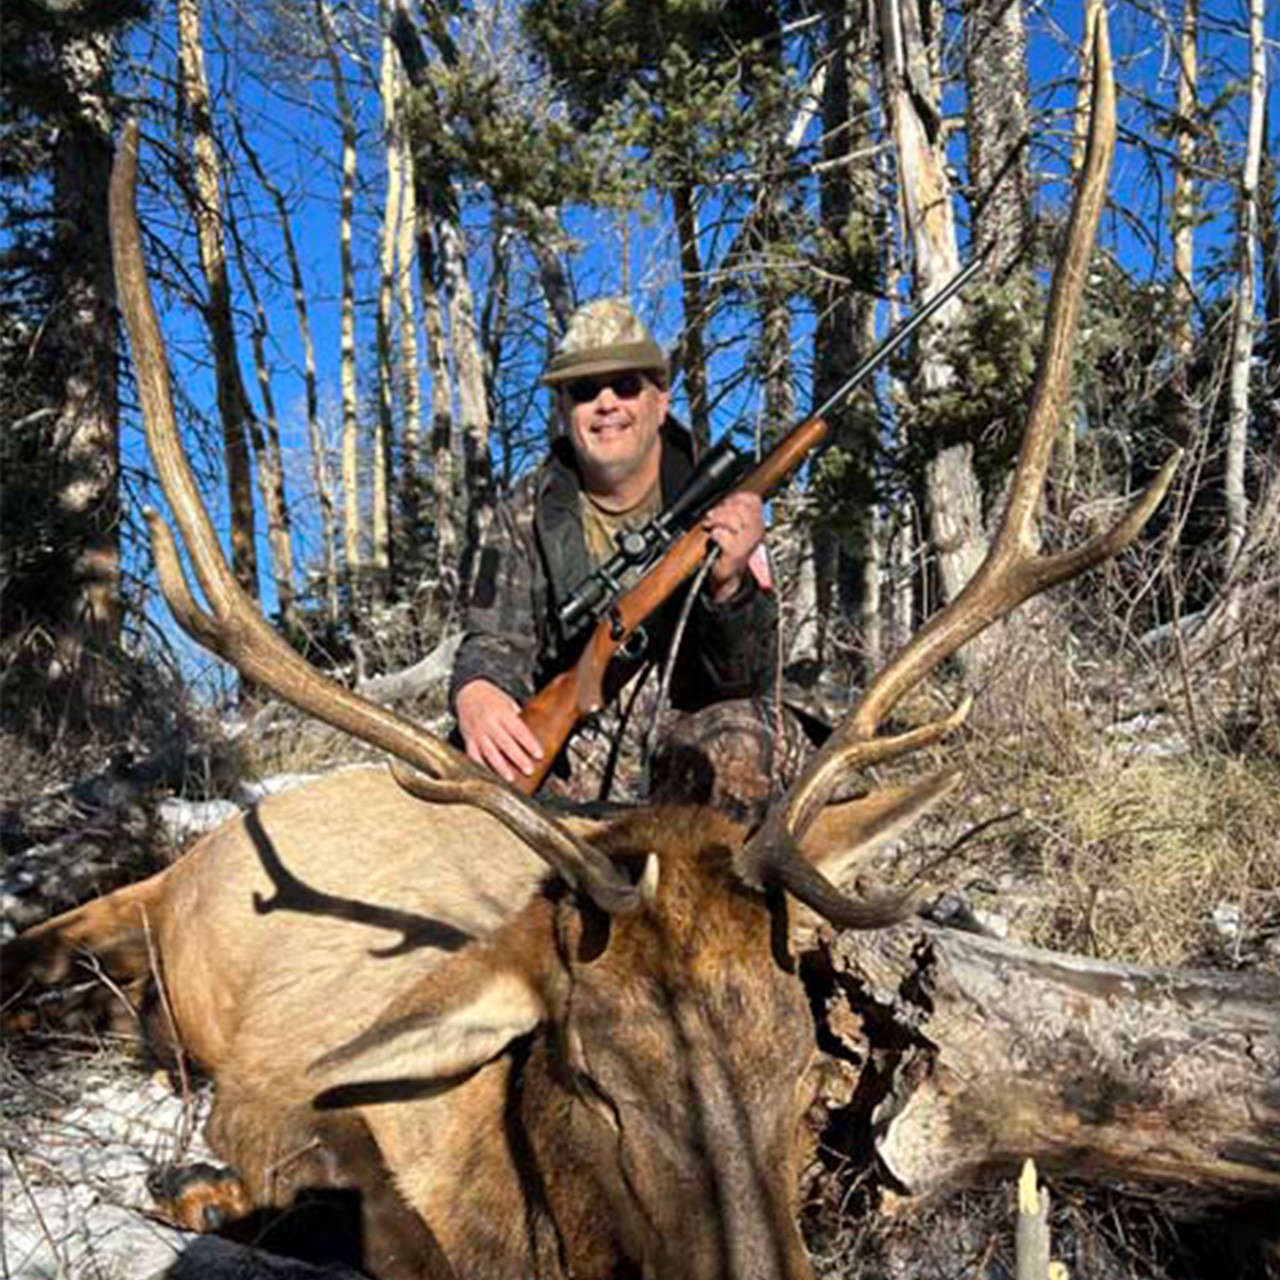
left=450, top=298, right=801, bottom=807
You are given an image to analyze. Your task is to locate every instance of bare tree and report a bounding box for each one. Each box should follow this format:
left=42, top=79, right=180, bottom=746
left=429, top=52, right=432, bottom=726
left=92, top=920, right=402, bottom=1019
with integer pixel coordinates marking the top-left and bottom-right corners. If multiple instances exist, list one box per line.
left=233, top=118, right=341, bottom=627
left=388, top=2, right=492, bottom=593
left=1223, top=0, right=1266, bottom=616
left=373, top=11, right=400, bottom=598
left=228, top=207, right=298, bottom=636
left=175, top=0, right=259, bottom=599
left=671, top=181, right=711, bottom=450
left=800, top=0, right=882, bottom=672
left=1171, top=0, right=1199, bottom=374
left=392, top=56, right=425, bottom=583
left=316, top=0, right=362, bottom=612
left=963, top=0, right=1030, bottom=274
left=877, top=0, right=987, bottom=631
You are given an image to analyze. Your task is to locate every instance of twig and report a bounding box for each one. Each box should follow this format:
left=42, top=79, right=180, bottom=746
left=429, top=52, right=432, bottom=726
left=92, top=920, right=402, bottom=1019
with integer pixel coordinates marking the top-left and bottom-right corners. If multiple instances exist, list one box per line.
left=142, top=913, right=197, bottom=1157
left=5, top=1146, right=69, bottom=1280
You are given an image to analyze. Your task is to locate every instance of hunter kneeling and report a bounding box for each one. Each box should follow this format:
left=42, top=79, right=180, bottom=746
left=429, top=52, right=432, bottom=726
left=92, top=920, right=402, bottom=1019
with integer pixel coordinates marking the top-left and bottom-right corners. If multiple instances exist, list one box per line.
left=450, top=298, right=808, bottom=809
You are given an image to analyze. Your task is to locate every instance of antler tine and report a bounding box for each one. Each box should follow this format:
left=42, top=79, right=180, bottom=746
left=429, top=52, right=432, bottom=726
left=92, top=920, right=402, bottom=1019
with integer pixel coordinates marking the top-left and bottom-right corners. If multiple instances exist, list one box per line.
left=110, top=121, right=637, bottom=916
left=743, top=15, right=1177, bottom=924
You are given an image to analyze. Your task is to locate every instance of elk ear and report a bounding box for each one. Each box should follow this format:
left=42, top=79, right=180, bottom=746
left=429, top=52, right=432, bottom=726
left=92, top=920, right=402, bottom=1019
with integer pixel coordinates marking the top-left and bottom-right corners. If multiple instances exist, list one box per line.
left=308, top=966, right=544, bottom=1100
left=799, top=769, right=961, bottom=883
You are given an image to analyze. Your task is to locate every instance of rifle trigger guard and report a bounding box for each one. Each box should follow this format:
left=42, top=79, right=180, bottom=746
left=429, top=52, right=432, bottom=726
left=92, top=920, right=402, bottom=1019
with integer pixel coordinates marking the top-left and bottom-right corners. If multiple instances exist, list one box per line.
left=620, top=625, right=648, bottom=661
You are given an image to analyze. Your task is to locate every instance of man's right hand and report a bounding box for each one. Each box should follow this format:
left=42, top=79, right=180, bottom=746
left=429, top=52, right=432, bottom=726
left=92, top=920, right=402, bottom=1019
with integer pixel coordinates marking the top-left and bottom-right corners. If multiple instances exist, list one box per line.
left=455, top=679, right=545, bottom=783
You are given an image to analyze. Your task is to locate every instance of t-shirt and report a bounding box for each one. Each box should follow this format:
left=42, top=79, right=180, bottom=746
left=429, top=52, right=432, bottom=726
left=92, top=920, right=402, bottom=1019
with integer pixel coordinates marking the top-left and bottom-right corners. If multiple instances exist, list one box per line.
left=580, top=482, right=663, bottom=572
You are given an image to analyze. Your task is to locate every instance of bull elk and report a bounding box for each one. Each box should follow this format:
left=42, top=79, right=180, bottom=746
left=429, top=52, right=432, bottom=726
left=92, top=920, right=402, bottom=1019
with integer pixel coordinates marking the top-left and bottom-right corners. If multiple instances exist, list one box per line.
left=2, top=21, right=1177, bottom=1280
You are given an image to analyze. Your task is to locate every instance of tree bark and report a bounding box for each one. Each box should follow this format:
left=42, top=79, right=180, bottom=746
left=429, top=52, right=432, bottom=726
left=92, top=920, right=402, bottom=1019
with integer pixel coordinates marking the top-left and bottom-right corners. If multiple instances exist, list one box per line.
left=373, top=16, right=401, bottom=599
left=878, top=0, right=989, bottom=634
left=1223, top=0, right=1265, bottom=611
left=235, top=121, right=340, bottom=628
left=819, top=923, right=1280, bottom=1204
left=438, top=209, right=493, bottom=595
left=672, top=180, right=710, bottom=451
left=394, top=81, right=424, bottom=586
left=175, top=0, right=259, bottom=601
left=317, top=0, right=362, bottom=613
left=420, top=218, right=459, bottom=600
left=46, top=26, right=121, bottom=711
left=963, top=0, right=1030, bottom=276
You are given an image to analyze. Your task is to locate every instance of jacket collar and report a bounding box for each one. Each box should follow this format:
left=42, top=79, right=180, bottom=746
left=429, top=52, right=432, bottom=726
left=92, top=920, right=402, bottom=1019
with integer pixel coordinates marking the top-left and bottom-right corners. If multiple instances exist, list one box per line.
left=535, top=416, right=696, bottom=631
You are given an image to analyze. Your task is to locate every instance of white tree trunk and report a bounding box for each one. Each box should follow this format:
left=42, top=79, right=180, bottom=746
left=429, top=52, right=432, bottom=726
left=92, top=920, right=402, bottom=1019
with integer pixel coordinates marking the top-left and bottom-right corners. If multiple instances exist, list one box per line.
left=1172, top=0, right=1198, bottom=368
left=373, top=18, right=401, bottom=596
left=317, top=0, right=362, bottom=610
left=176, top=0, right=259, bottom=599
left=394, top=77, right=424, bottom=574
left=1224, top=0, right=1265, bottom=607
left=877, top=0, right=988, bottom=623
left=438, top=211, right=492, bottom=585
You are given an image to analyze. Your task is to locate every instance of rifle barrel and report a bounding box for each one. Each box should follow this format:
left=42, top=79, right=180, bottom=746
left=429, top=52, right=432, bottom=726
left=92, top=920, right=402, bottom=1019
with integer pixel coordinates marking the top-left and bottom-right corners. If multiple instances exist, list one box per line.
left=809, top=253, right=988, bottom=424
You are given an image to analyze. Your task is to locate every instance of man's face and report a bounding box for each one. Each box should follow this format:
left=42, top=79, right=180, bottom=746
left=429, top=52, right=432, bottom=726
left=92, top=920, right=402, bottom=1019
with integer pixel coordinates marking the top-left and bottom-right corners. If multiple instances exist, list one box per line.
left=561, top=370, right=669, bottom=498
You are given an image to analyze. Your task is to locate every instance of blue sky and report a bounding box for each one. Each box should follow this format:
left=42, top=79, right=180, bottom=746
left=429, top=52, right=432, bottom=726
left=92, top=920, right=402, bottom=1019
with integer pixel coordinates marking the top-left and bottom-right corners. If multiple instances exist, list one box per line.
left=116, top=0, right=1278, bottom=689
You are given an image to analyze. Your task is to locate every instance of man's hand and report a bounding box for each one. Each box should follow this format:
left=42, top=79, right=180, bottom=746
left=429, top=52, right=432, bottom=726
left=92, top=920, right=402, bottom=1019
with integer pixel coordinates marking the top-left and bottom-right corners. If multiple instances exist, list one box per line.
left=455, top=679, right=544, bottom=783
left=702, top=491, right=771, bottom=603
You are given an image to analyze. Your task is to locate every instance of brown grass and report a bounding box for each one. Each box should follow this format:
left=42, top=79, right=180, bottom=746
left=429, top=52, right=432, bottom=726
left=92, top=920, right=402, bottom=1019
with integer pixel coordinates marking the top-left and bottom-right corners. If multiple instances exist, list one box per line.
left=1026, top=752, right=1280, bottom=968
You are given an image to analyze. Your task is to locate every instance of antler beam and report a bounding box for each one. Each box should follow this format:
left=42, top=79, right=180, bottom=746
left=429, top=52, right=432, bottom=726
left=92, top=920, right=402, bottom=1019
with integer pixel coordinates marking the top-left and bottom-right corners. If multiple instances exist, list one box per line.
left=741, top=14, right=1179, bottom=920
left=109, top=120, right=637, bottom=916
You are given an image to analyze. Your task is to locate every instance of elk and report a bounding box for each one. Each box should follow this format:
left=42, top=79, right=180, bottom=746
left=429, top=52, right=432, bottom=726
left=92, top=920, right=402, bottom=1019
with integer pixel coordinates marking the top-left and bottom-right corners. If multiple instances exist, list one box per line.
left=3, top=21, right=1176, bottom=1280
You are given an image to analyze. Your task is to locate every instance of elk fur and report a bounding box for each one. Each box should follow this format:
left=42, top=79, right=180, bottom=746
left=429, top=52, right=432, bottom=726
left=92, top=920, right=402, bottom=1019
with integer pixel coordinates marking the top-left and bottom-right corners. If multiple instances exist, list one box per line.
left=4, top=763, right=944, bottom=1280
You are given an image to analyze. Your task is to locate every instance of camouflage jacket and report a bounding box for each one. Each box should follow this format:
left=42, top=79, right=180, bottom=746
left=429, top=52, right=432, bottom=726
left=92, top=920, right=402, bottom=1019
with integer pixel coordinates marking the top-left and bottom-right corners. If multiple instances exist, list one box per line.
left=450, top=419, right=778, bottom=719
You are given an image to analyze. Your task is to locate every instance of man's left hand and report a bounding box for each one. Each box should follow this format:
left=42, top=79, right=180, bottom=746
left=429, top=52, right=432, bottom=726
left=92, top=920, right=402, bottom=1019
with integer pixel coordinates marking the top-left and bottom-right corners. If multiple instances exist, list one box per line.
left=702, top=492, right=771, bottom=603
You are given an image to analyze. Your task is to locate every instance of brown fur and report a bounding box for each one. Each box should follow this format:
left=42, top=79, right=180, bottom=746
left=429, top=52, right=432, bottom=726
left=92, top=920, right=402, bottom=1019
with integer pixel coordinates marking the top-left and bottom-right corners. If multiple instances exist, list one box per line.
left=3, top=766, right=932, bottom=1280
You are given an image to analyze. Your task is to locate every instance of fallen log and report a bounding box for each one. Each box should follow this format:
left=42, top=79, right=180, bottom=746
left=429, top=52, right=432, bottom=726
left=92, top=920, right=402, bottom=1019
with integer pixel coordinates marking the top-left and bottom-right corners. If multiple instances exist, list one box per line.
left=817, top=922, right=1280, bottom=1206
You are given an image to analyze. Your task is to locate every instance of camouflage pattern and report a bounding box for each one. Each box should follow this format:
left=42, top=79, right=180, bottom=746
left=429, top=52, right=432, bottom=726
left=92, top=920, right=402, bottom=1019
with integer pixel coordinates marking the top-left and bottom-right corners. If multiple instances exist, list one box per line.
left=548, top=675, right=815, bottom=817
left=540, top=297, right=670, bottom=387
left=450, top=420, right=797, bottom=806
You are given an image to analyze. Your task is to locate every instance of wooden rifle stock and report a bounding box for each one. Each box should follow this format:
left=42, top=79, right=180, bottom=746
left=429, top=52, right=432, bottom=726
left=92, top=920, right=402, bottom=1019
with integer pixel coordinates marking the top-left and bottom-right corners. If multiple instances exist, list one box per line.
left=515, top=414, right=829, bottom=793
left=511, top=254, right=988, bottom=791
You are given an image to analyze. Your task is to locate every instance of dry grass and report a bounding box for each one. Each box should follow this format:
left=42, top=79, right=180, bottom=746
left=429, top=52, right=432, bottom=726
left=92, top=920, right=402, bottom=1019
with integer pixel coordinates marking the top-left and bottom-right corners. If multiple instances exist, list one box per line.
left=1027, top=752, right=1280, bottom=968
left=870, top=630, right=1280, bottom=974
left=807, top=1177, right=1280, bottom=1280
left=234, top=695, right=452, bottom=782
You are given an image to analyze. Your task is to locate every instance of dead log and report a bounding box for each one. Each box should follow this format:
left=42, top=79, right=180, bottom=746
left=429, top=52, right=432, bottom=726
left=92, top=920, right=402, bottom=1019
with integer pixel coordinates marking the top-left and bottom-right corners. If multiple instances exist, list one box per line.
left=817, top=922, right=1280, bottom=1206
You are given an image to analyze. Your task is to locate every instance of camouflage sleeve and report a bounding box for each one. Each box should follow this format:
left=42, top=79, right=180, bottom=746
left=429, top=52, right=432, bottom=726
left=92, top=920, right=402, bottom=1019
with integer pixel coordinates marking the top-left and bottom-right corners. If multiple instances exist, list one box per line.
left=688, top=575, right=778, bottom=700
left=449, top=493, right=545, bottom=710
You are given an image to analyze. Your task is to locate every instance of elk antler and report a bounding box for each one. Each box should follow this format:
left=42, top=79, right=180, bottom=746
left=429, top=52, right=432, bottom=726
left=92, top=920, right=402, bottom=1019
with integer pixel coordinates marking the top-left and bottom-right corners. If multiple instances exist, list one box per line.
left=741, top=14, right=1180, bottom=925
left=109, top=121, right=638, bottom=916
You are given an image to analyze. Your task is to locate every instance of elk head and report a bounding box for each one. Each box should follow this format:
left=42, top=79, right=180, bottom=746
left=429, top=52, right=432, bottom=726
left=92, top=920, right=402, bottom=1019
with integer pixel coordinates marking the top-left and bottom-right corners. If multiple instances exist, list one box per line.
left=107, top=14, right=1174, bottom=1279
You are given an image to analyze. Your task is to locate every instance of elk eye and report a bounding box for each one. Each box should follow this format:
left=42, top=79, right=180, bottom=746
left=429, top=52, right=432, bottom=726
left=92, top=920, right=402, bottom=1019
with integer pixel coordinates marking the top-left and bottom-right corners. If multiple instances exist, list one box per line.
left=575, top=899, right=611, bottom=963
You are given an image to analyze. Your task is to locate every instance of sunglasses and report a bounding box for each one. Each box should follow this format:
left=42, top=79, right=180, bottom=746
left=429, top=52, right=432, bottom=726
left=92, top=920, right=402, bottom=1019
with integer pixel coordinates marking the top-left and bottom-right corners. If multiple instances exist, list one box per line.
left=564, top=371, right=649, bottom=405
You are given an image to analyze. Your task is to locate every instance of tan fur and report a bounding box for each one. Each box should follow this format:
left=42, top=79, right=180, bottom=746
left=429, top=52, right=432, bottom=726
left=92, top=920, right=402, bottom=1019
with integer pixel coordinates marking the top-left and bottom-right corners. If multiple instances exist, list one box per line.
left=3, top=771, right=943, bottom=1280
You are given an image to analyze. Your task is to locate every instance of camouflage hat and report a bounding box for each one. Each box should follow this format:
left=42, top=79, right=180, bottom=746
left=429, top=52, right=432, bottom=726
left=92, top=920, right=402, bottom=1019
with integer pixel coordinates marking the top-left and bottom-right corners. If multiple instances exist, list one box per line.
left=541, top=298, right=669, bottom=387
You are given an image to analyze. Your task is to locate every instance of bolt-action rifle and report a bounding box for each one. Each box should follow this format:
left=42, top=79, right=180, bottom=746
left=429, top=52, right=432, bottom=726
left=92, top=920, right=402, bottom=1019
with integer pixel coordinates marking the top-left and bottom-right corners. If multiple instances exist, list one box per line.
left=514, top=255, right=986, bottom=794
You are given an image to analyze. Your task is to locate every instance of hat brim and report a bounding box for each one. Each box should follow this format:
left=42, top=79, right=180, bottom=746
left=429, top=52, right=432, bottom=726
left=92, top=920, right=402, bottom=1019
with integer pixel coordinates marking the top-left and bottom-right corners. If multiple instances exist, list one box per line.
left=540, top=340, right=669, bottom=387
